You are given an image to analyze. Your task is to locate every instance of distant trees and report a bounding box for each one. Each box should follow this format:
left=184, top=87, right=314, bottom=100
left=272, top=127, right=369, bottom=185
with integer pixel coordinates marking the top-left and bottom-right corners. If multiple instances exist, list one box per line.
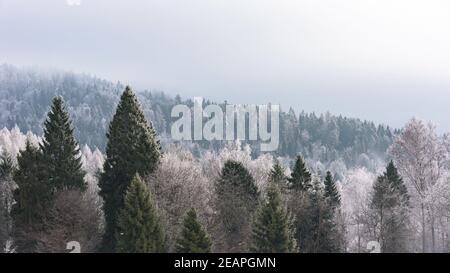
left=0, top=64, right=395, bottom=170
left=99, top=86, right=161, bottom=252
left=116, top=175, right=164, bottom=253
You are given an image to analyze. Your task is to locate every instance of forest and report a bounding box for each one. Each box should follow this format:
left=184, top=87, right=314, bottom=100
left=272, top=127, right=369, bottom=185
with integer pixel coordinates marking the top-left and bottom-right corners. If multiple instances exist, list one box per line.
left=0, top=65, right=449, bottom=253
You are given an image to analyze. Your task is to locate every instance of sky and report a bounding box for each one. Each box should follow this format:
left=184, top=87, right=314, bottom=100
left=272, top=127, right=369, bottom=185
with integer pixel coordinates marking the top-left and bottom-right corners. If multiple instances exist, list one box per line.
left=1, top=0, right=450, bottom=131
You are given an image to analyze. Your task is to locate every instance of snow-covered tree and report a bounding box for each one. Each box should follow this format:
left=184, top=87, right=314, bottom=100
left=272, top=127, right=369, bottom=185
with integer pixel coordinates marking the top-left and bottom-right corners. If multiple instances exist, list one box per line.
left=389, top=118, right=450, bottom=252
left=146, top=145, right=213, bottom=251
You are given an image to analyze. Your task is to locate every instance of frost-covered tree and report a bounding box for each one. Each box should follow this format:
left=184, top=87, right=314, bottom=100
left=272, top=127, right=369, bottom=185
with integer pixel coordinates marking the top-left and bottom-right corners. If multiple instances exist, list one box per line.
left=116, top=175, right=164, bottom=253
left=40, top=96, right=86, bottom=191
left=99, top=86, right=161, bottom=252
left=340, top=168, right=376, bottom=253
left=250, top=181, right=296, bottom=253
left=147, top=145, right=213, bottom=251
left=389, top=118, right=450, bottom=252
left=176, top=208, right=212, bottom=253
left=215, top=160, right=259, bottom=252
left=0, top=154, right=15, bottom=252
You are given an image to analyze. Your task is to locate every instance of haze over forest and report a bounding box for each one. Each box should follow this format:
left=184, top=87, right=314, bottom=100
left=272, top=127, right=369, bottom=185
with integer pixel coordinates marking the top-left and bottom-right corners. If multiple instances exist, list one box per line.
left=1, top=0, right=450, bottom=131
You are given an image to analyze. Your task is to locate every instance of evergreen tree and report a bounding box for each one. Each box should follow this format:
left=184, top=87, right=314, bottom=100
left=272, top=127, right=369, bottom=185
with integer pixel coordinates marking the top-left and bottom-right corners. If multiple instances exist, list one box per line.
left=251, top=182, right=296, bottom=253
left=116, top=174, right=164, bottom=253
left=270, top=161, right=288, bottom=192
left=176, top=208, right=212, bottom=253
left=215, top=160, right=259, bottom=252
left=12, top=141, right=53, bottom=252
left=370, top=161, right=410, bottom=253
left=288, top=155, right=312, bottom=191
left=100, top=86, right=161, bottom=252
left=307, top=177, right=340, bottom=253
left=324, top=171, right=340, bottom=209
left=287, top=155, right=314, bottom=253
left=40, top=96, right=86, bottom=191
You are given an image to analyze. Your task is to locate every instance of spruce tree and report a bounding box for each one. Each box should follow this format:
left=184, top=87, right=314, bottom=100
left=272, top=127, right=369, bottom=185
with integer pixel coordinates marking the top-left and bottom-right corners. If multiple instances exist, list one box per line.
left=116, top=174, right=164, bottom=253
left=40, top=96, right=85, bottom=191
left=370, top=161, right=410, bottom=253
left=100, top=86, right=161, bottom=252
left=307, top=177, right=341, bottom=253
left=270, top=161, right=288, bottom=192
left=12, top=141, right=53, bottom=252
left=324, top=171, right=340, bottom=209
left=176, top=208, right=212, bottom=253
left=287, top=155, right=313, bottom=253
left=288, top=155, right=312, bottom=191
left=215, top=160, right=259, bottom=252
left=251, top=182, right=296, bottom=253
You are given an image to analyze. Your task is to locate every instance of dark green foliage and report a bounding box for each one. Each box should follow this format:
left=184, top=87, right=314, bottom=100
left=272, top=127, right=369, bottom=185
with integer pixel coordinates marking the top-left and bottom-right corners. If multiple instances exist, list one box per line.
left=116, top=174, right=164, bottom=253
left=11, top=141, right=53, bottom=252
left=304, top=179, right=341, bottom=253
left=251, top=182, right=296, bottom=253
left=216, top=161, right=259, bottom=199
left=370, top=161, right=410, bottom=253
left=100, top=86, right=161, bottom=252
left=269, top=161, right=288, bottom=192
left=324, top=171, right=340, bottom=208
left=289, top=155, right=312, bottom=191
left=40, top=96, right=86, bottom=191
left=215, top=160, right=259, bottom=252
left=176, top=208, right=212, bottom=253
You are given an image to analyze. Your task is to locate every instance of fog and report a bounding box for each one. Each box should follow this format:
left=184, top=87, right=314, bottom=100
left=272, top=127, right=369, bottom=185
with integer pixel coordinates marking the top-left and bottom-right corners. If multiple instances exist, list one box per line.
left=1, top=0, right=450, bottom=131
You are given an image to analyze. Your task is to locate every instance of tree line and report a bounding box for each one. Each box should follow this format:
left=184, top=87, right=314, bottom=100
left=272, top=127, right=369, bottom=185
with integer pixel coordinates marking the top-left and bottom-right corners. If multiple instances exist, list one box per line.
left=0, top=86, right=448, bottom=253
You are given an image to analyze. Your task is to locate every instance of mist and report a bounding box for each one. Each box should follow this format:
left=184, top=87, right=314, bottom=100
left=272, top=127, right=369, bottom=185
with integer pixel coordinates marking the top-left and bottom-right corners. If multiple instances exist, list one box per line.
left=1, top=0, right=450, bottom=131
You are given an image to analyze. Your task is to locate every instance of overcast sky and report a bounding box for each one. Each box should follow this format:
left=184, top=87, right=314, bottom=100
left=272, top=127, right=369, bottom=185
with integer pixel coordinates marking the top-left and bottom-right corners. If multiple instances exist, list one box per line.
left=1, top=0, right=450, bottom=131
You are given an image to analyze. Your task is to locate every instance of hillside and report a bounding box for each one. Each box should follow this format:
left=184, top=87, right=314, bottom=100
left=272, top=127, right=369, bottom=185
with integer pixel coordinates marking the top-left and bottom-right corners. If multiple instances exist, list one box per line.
left=0, top=64, right=395, bottom=169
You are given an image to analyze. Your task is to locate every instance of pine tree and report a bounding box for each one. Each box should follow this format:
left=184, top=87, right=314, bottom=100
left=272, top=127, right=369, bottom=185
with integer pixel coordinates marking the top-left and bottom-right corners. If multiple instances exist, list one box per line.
left=40, top=96, right=86, bottom=191
left=100, top=86, right=161, bottom=252
left=287, top=155, right=313, bottom=253
left=307, top=177, right=340, bottom=253
left=324, top=171, right=340, bottom=209
left=251, top=182, right=296, bottom=253
left=370, top=161, right=410, bottom=253
left=176, top=208, right=212, bottom=253
left=116, top=174, right=164, bottom=253
left=12, top=141, right=53, bottom=252
left=270, top=161, right=288, bottom=192
left=288, top=155, right=312, bottom=191
left=215, top=160, right=259, bottom=252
